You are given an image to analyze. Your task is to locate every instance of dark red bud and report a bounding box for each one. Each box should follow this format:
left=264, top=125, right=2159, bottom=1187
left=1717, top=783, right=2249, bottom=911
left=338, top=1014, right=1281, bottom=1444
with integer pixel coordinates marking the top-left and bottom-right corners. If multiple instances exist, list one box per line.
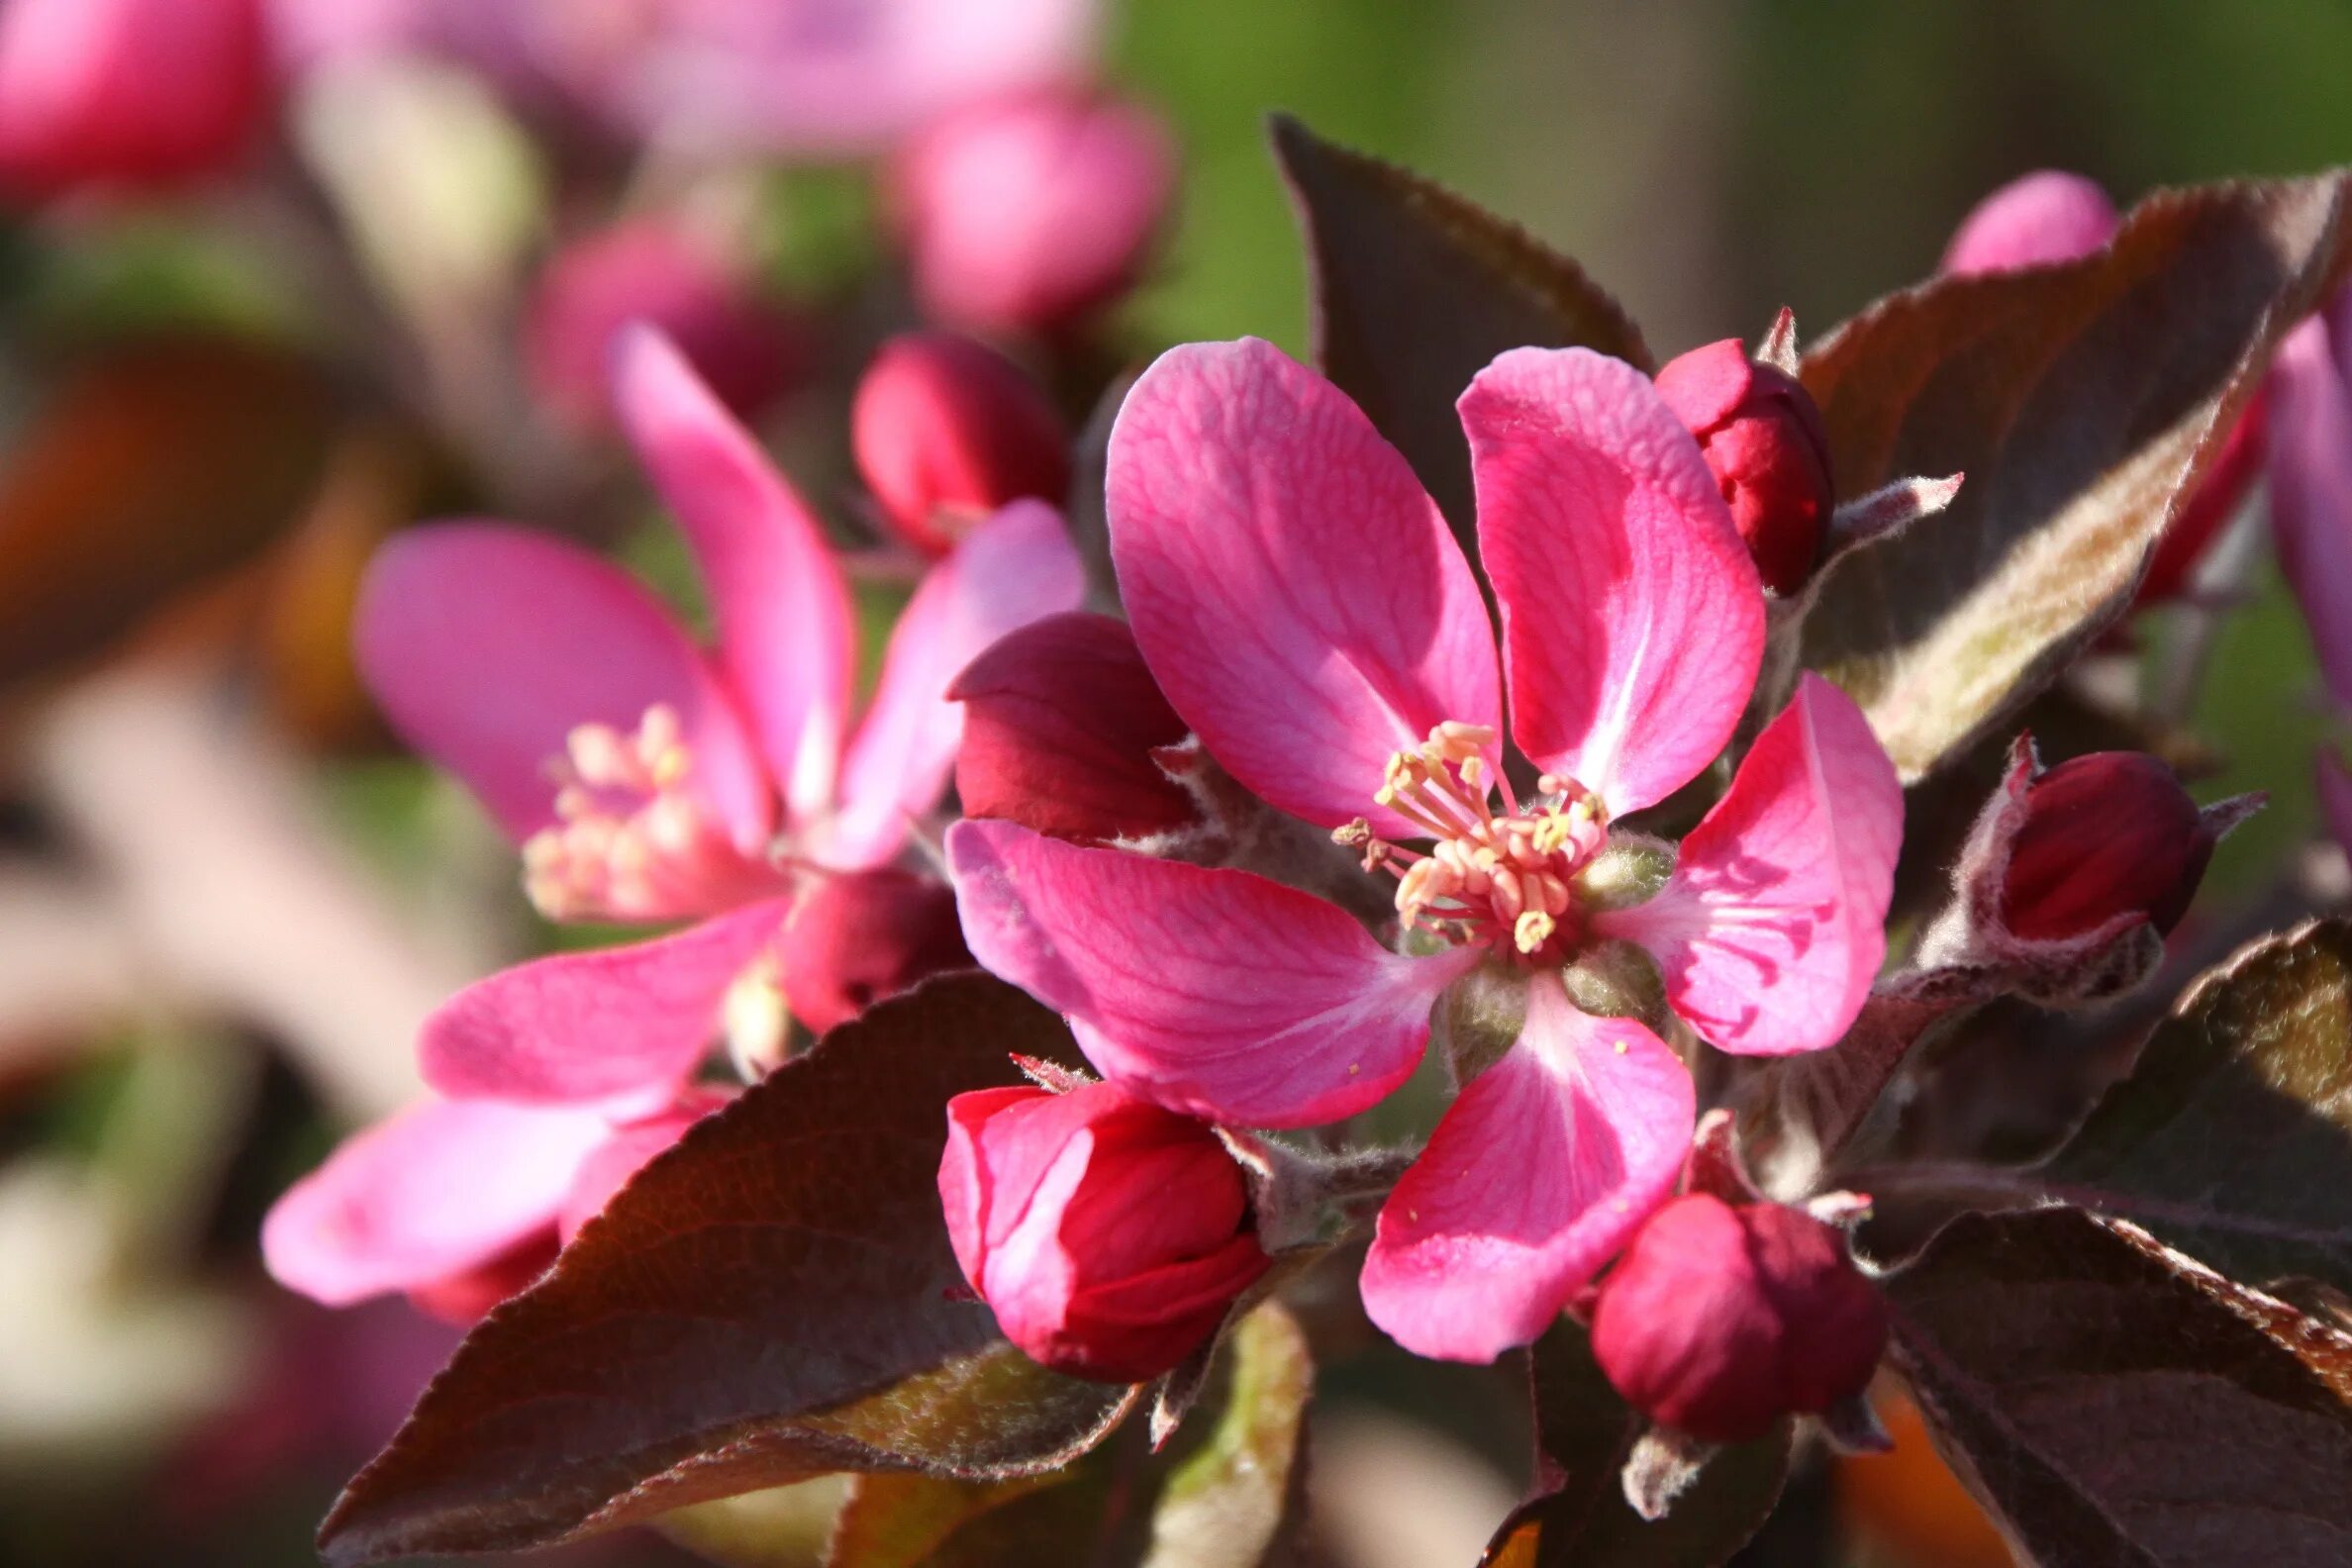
left=2001, top=752, right=2211, bottom=941
left=1654, top=339, right=1836, bottom=595
left=1591, top=1194, right=1888, bottom=1444
left=851, top=332, right=1071, bottom=555
left=950, top=611, right=1197, bottom=843
left=939, top=1081, right=1269, bottom=1382
left=775, top=869, right=972, bottom=1035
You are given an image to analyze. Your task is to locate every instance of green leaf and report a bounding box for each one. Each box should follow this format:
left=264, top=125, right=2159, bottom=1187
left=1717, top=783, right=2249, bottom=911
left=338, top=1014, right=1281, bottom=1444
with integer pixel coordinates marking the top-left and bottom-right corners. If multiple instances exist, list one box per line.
left=1271, top=114, right=1650, bottom=569
left=1480, top=1323, right=1789, bottom=1567
left=316, top=975, right=1136, bottom=1566
left=1792, top=172, right=2352, bottom=780
left=2050, top=918, right=2352, bottom=1295
left=1886, top=1207, right=2352, bottom=1565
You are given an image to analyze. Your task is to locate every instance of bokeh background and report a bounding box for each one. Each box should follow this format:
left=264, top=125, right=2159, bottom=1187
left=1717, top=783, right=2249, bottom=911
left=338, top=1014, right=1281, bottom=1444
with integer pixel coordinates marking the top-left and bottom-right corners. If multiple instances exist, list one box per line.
left=1, top=2, right=2345, bottom=1564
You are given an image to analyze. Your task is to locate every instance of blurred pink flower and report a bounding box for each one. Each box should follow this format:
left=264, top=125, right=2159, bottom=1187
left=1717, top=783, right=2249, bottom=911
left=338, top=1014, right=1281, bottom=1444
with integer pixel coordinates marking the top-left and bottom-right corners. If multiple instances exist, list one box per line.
left=892, top=87, right=1177, bottom=337
left=0, top=0, right=271, bottom=202
left=265, top=325, right=1080, bottom=1312
left=525, top=218, right=808, bottom=431
left=939, top=1080, right=1269, bottom=1383
left=2270, top=291, right=2352, bottom=711
left=949, top=339, right=1902, bottom=1363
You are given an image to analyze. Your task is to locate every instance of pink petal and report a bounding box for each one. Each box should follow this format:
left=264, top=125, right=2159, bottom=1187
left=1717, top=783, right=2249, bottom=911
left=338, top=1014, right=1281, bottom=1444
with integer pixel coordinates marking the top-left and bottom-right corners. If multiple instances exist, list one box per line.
left=612, top=324, right=854, bottom=823
left=1106, top=339, right=1501, bottom=836
left=1940, top=170, right=2118, bottom=276
left=1462, top=347, right=1765, bottom=817
left=946, top=818, right=1473, bottom=1128
left=556, top=1093, right=728, bottom=1242
left=827, top=500, right=1085, bottom=867
left=1596, top=674, right=1902, bottom=1056
left=418, top=899, right=791, bottom=1106
left=2269, top=312, right=2352, bottom=713
left=354, top=522, right=770, bottom=844
left=261, top=1098, right=610, bottom=1308
left=1359, top=977, right=1694, bottom=1363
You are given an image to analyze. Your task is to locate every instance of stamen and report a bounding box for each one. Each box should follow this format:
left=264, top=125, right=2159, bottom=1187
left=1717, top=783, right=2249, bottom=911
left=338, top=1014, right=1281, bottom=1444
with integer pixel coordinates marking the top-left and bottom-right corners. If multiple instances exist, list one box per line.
left=1514, top=910, right=1556, bottom=953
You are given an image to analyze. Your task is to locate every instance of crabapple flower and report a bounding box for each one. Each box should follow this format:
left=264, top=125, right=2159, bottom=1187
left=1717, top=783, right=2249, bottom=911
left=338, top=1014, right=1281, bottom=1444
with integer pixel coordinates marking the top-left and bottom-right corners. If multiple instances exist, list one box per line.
left=1654, top=339, right=1835, bottom=594
left=853, top=332, right=1071, bottom=555
left=1943, top=169, right=2266, bottom=607
left=949, top=339, right=1902, bottom=1363
left=891, top=87, right=1177, bottom=337
left=1590, top=1194, right=1888, bottom=1443
left=940, top=1080, right=1270, bottom=1382
left=525, top=219, right=807, bottom=431
left=0, top=0, right=271, bottom=203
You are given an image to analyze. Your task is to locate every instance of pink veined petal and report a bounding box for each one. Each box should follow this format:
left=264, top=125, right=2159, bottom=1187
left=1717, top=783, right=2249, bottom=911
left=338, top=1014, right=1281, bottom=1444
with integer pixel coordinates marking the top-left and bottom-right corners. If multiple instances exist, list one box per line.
left=1359, top=976, right=1695, bottom=1363
left=1106, top=338, right=1501, bottom=837
left=1462, top=346, right=1766, bottom=818
left=946, top=818, right=1475, bottom=1128
left=1596, top=674, right=1902, bottom=1056
left=418, top=898, right=792, bottom=1106
left=556, top=1092, right=728, bottom=1242
left=354, top=523, right=772, bottom=844
left=2269, top=313, right=2352, bottom=713
left=261, top=1097, right=611, bottom=1308
left=828, top=500, right=1086, bottom=868
left=611, top=324, right=855, bottom=823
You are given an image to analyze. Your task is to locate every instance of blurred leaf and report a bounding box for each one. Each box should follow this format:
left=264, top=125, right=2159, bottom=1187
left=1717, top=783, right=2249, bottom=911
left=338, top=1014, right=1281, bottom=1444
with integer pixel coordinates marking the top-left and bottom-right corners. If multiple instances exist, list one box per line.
left=1886, top=1208, right=2352, bottom=1566
left=0, top=337, right=336, bottom=682
left=1272, top=115, right=1651, bottom=567
left=1142, top=1301, right=1314, bottom=1568
left=1480, top=1323, right=1788, bottom=1567
left=317, top=975, right=1137, bottom=1566
left=656, top=1477, right=850, bottom=1568
left=2050, top=919, right=2352, bottom=1294
left=826, top=1471, right=1063, bottom=1568
left=1794, top=171, right=2352, bottom=780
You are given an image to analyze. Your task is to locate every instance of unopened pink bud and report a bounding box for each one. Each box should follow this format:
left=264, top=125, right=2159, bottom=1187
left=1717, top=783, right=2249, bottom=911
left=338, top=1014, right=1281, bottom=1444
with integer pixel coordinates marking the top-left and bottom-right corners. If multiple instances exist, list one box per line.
left=0, top=0, right=271, bottom=203
left=2001, top=752, right=2211, bottom=941
left=950, top=612, right=1197, bottom=844
left=891, top=87, right=1176, bottom=338
left=1591, top=1194, right=1887, bottom=1444
left=775, top=869, right=971, bottom=1036
left=526, top=220, right=806, bottom=432
left=1941, top=169, right=2119, bottom=276
left=852, top=332, right=1070, bottom=554
left=1654, top=340, right=1835, bottom=594
left=939, top=1081, right=1269, bottom=1383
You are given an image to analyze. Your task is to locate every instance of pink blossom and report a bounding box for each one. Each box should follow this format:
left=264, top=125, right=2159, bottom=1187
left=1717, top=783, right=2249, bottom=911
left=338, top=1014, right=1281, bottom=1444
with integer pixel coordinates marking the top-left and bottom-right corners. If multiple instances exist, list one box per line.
left=2270, top=291, right=2352, bottom=712
left=891, top=87, right=1177, bottom=337
left=264, top=325, right=1080, bottom=1312
left=0, top=0, right=271, bottom=203
left=947, top=340, right=1903, bottom=1363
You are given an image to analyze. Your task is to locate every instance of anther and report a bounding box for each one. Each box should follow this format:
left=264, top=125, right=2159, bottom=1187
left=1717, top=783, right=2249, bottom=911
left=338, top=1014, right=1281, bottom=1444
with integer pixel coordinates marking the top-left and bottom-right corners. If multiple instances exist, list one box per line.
left=1514, top=910, right=1556, bottom=954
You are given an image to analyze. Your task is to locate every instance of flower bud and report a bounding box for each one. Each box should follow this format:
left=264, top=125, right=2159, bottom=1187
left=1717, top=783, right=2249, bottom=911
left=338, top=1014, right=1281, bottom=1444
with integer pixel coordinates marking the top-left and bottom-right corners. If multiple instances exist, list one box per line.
left=525, top=219, right=806, bottom=431
left=2000, top=752, right=2213, bottom=941
left=775, top=869, right=973, bottom=1036
left=1654, top=340, right=1836, bottom=594
left=1941, top=169, right=2117, bottom=276
left=890, top=87, right=1176, bottom=338
left=939, top=1081, right=1270, bottom=1383
left=0, top=0, right=271, bottom=203
left=852, top=332, right=1070, bottom=555
left=950, top=612, right=1197, bottom=844
left=1591, top=1194, right=1887, bottom=1444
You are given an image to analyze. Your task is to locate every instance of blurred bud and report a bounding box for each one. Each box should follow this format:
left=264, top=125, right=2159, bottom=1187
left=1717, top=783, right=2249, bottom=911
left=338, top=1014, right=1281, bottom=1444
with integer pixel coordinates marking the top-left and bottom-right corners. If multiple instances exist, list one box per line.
left=775, top=869, right=972, bottom=1035
left=2001, top=752, right=2216, bottom=941
left=1654, top=340, right=1835, bottom=594
left=2138, top=384, right=2268, bottom=606
left=2269, top=294, right=2352, bottom=710
left=891, top=87, right=1177, bottom=338
left=0, top=0, right=270, bottom=203
left=527, top=219, right=806, bottom=431
left=852, top=332, right=1070, bottom=554
left=1940, top=169, right=2118, bottom=276
left=405, top=1234, right=558, bottom=1326
left=1591, top=1194, right=1887, bottom=1444
left=940, top=1081, right=1269, bottom=1382
left=951, top=612, right=1198, bottom=844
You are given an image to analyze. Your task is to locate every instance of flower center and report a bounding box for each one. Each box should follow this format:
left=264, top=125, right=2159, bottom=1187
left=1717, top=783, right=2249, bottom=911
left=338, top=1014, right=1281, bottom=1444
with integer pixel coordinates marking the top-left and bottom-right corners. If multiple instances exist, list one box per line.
left=1335, top=722, right=1609, bottom=962
left=521, top=704, right=785, bottom=923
